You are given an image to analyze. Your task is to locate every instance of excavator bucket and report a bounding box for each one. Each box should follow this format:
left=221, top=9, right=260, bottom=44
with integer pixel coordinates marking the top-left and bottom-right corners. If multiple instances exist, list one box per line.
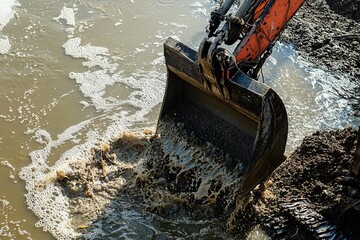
left=157, top=37, right=288, bottom=196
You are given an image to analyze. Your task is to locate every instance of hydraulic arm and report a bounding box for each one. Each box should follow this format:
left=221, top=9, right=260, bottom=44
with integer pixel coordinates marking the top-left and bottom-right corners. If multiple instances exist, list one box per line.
left=198, top=0, right=305, bottom=98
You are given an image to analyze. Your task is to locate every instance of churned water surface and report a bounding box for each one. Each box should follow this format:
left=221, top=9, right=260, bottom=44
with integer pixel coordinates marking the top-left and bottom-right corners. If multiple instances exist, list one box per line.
left=0, top=0, right=358, bottom=239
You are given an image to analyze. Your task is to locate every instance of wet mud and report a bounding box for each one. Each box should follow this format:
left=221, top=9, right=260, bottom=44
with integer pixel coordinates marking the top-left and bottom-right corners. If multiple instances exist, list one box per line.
left=56, top=120, right=245, bottom=239
left=281, top=0, right=360, bottom=81
left=281, top=0, right=360, bottom=116
left=233, top=127, right=360, bottom=239
left=62, top=126, right=359, bottom=239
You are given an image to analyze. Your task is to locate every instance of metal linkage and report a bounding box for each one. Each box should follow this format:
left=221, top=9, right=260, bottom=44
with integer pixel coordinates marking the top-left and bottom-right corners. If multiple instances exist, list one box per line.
left=198, top=0, right=255, bottom=97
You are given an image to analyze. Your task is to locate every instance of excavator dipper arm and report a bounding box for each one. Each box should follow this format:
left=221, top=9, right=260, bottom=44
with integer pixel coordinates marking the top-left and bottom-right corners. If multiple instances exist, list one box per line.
left=198, top=0, right=305, bottom=86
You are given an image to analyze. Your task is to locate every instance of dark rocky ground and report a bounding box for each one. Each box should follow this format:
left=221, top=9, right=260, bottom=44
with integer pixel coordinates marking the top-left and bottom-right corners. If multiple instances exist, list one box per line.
left=281, top=0, right=359, bottom=81
left=233, top=128, right=360, bottom=239
left=232, top=0, right=360, bottom=239
left=282, top=0, right=360, bottom=116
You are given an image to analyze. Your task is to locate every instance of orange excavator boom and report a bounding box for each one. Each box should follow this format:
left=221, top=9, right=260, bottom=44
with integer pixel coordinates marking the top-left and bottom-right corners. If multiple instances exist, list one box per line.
left=235, top=0, right=305, bottom=63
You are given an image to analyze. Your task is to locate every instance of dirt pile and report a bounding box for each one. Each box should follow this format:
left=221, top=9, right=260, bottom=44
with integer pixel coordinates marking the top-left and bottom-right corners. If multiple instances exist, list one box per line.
left=233, top=128, right=360, bottom=239
left=281, top=0, right=360, bottom=81
left=271, top=128, right=358, bottom=211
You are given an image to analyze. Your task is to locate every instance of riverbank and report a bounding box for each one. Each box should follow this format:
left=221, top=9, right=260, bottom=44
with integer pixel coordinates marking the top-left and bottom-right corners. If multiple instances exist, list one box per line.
left=282, top=0, right=360, bottom=117
left=281, top=0, right=359, bottom=82
left=233, top=128, right=359, bottom=239
left=233, top=0, right=360, bottom=238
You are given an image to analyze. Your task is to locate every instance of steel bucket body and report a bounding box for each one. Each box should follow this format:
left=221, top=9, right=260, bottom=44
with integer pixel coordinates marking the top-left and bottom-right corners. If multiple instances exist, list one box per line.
left=158, top=37, right=288, bottom=196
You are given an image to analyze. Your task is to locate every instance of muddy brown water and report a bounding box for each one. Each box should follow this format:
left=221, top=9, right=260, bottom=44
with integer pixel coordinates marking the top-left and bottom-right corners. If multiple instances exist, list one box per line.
left=0, top=0, right=359, bottom=239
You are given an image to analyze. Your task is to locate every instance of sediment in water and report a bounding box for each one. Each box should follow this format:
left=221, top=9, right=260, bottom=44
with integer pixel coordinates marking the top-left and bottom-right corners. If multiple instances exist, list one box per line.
left=53, top=116, right=252, bottom=238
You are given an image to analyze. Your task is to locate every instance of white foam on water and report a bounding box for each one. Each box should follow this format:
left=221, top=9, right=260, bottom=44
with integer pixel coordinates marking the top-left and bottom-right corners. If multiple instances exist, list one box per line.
left=0, top=198, right=12, bottom=238
left=67, top=65, right=165, bottom=113
left=0, top=0, right=18, bottom=54
left=112, top=70, right=166, bottom=119
left=19, top=122, right=101, bottom=239
left=0, top=36, right=11, bottom=54
left=114, top=20, right=123, bottom=26
left=59, top=10, right=165, bottom=127
left=53, top=6, right=76, bottom=26
left=19, top=73, right=165, bottom=238
left=0, top=0, right=17, bottom=30
left=20, top=37, right=165, bottom=239
left=69, top=70, right=117, bottom=110
left=62, top=35, right=165, bottom=113
left=19, top=108, right=151, bottom=239
left=63, top=37, right=117, bottom=73
left=62, top=37, right=126, bottom=111
left=190, top=1, right=208, bottom=17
